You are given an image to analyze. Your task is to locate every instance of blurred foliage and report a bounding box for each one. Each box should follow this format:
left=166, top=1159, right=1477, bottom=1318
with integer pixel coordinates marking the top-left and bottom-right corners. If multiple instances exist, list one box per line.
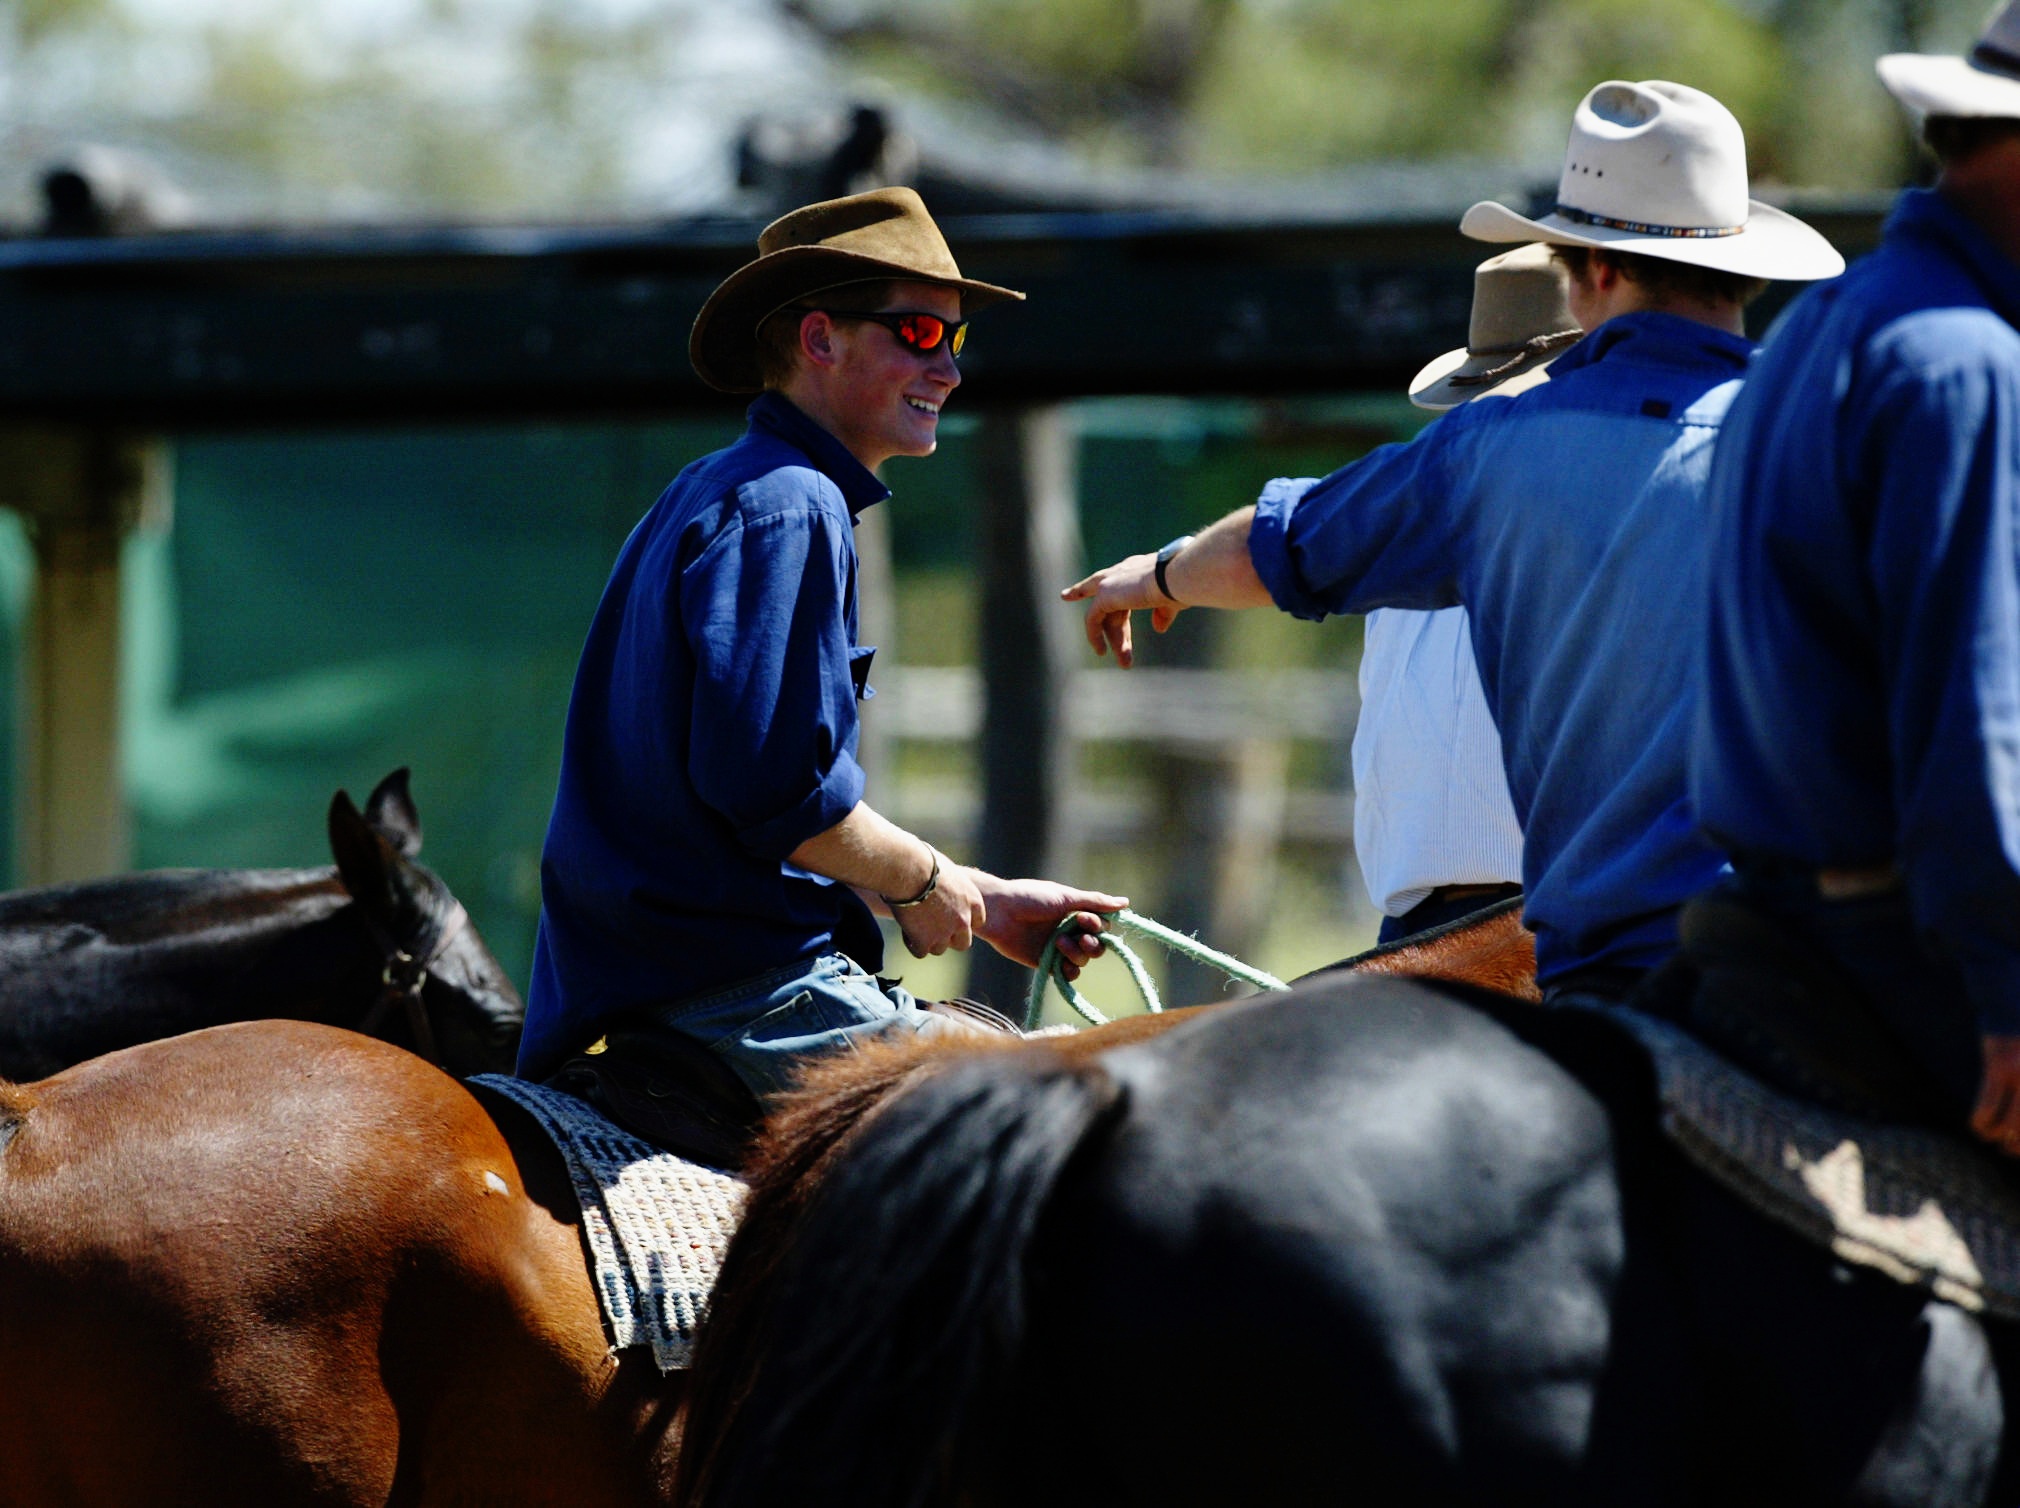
left=0, top=0, right=817, bottom=220
left=794, top=0, right=2000, bottom=190
left=0, top=0, right=2005, bottom=223
left=0, top=0, right=2007, bottom=227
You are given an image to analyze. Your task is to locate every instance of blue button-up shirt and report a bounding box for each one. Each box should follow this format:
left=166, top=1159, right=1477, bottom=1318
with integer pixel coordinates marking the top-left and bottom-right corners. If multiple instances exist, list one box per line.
left=1252, top=312, right=1753, bottom=985
left=520, top=392, right=888, bottom=1078
left=1696, top=189, right=2020, bottom=1035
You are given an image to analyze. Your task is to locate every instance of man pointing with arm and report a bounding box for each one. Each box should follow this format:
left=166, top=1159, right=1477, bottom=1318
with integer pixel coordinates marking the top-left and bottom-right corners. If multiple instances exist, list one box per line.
left=1068, top=81, right=1841, bottom=1007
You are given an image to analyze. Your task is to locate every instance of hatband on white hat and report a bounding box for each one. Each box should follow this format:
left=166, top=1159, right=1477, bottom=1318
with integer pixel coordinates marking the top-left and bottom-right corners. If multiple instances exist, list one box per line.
left=1460, top=80, right=1844, bottom=282
left=1879, top=0, right=2020, bottom=120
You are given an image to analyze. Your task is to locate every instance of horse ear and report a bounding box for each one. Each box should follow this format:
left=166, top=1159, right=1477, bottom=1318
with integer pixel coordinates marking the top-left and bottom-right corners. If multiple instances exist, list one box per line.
left=361, top=768, right=423, bottom=858
left=329, top=789, right=423, bottom=925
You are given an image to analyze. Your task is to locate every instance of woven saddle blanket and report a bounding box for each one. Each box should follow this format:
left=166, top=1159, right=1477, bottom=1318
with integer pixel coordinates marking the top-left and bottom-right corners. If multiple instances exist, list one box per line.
left=470, top=1074, right=747, bottom=1370
left=1589, top=1005, right=2020, bottom=1318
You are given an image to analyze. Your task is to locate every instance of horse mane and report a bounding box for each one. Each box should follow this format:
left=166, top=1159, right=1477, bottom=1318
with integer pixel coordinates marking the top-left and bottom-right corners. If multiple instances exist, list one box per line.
left=672, top=1029, right=1086, bottom=1508
left=1318, top=896, right=1539, bottom=1002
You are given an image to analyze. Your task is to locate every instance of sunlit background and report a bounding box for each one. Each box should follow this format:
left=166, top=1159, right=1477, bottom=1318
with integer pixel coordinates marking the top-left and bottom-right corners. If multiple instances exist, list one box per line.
left=0, top=0, right=1984, bottom=1016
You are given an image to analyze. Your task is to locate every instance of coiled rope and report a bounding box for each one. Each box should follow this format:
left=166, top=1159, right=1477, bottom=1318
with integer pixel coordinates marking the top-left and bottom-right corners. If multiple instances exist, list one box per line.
left=1025, top=908, right=1290, bottom=1030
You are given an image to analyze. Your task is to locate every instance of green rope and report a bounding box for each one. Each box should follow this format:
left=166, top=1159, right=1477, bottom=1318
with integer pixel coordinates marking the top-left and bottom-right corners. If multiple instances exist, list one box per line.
left=1024, top=908, right=1290, bottom=1031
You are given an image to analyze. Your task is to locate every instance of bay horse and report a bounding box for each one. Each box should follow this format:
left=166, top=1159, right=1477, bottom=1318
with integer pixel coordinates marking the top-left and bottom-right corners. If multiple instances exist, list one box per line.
left=0, top=769, right=522, bottom=1081
left=0, top=908, right=1539, bottom=1505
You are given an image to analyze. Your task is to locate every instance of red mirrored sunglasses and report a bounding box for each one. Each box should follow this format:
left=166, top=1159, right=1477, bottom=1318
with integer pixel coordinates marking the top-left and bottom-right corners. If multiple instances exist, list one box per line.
left=791, top=308, right=968, bottom=357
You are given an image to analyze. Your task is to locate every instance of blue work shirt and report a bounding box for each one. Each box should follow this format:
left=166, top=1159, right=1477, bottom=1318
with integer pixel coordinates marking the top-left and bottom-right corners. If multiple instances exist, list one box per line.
left=1251, top=312, right=1752, bottom=985
left=1696, top=188, right=2020, bottom=1035
left=520, top=392, right=888, bottom=1078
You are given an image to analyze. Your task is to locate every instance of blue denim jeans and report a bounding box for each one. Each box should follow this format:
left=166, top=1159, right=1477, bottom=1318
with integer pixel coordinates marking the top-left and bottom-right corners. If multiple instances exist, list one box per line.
left=644, top=952, right=959, bottom=1099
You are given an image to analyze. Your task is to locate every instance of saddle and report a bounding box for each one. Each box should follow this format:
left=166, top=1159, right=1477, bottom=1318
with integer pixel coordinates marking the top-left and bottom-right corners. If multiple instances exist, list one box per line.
left=1582, top=892, right=2020, bottom=1319
left=1642, top=890, right=1955, bottom=1127
left=545, top=1026, right=762, bottom=1172
left=543, top=995, right=1020, bottom=1174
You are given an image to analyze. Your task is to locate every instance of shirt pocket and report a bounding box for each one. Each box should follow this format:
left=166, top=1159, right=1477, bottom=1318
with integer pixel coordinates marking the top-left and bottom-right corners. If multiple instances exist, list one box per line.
left=849, top=645, right=877, bottom=702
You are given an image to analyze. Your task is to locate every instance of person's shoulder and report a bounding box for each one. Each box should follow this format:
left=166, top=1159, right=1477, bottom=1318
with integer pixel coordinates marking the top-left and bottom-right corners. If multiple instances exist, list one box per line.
left=669, top=427, right=850, bottom=530
left=1435, top=369, right=1585, bottom=434
left=1868, top=301, right=2020, bottom=383
left=731, top=460, right=850, bottom=524
left=1811, top=230, right=2019, bottom=371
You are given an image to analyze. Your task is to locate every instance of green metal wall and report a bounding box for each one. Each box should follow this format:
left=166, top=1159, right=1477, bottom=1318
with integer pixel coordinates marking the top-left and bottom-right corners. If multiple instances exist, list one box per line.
left=100, top=397, right=1424, bottom=996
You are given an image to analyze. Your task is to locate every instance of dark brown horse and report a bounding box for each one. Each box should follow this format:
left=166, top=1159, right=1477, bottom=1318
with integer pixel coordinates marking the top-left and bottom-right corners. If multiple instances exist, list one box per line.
left=0, top=910, right=1534, bottom=1507
left=0, top=769, right=523, bottom=1081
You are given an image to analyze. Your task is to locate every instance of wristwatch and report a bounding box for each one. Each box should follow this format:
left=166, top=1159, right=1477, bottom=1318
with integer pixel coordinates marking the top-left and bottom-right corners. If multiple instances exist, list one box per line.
left=1153, top=534, right=1195, bottom=603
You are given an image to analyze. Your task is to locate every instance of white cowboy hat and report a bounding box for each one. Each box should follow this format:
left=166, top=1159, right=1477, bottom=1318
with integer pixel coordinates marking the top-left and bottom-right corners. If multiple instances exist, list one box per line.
left=1410, top=244, right=1581, bottom=412
left=1460, top=80, right=1844, bottom=282
left=1879, top=0, right=2020, bottom=119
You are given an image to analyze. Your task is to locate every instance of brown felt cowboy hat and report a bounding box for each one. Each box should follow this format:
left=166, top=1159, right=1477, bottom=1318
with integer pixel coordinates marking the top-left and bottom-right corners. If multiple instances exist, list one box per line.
left=1409, top=243, right=1581, bottom=412
left=689, top=186, right=1025, bottom=394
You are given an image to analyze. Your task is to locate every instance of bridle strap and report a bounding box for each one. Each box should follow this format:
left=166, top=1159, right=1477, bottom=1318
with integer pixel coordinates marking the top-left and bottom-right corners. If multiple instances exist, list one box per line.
left=357, top=899, right=469, bottom=1067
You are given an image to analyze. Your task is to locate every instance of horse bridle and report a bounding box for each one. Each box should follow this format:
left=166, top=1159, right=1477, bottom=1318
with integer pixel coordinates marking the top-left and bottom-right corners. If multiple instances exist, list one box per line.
left=357, top=899, right=469, bottom=1068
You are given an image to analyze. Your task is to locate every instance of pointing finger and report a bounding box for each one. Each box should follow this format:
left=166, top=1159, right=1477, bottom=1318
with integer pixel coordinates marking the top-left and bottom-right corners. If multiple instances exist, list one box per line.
left=1084, top=605, right=1110, bottom=656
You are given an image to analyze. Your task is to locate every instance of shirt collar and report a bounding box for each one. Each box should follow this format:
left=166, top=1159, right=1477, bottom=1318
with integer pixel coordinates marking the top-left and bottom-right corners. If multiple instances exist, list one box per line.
left=1889, top=186, right=2020, bottom=329
left=1546, top=308, right=1756, bottom=381
left=746, top=391, right=892, bottom=517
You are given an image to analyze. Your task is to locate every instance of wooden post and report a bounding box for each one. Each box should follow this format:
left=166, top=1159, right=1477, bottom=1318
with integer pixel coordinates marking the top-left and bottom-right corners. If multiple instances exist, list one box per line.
left=0, top=426, right=166, bottom=883
left=968, top=406, right=1081, bottom=1011
left=1208, top=735, right=1289, bottom=965
left=852, top=500, right=897, bottom=789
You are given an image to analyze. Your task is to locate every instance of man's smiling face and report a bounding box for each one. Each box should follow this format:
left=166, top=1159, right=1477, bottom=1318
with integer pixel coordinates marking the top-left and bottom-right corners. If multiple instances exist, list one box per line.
left=820, top=280, right=963, bottom=473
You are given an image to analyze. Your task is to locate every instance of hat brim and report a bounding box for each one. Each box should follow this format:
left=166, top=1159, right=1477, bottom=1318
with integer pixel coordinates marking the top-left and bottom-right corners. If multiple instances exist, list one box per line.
left=1878, top=53, right=2020, bottom=120
left=1409, top=345, right=1564, bottom=412
left=689, top=245, right=1025, bottom=394
left=1460, top=198, right=1845, bottom=282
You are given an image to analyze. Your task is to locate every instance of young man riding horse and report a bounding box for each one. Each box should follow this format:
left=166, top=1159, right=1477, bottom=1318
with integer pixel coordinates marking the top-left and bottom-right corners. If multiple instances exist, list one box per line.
left=1691, top=0, right=2020, bottom=1159
left=1067, top=81, right=1842, bottom=1009
left=522, top=188, right=1119, bottom=1129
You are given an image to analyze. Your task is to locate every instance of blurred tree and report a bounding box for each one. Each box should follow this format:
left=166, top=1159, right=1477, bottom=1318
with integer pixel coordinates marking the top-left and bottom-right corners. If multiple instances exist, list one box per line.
left=790, top=0, right=2005, bottom=191
left=1, top=0, right=2009, bottom=224
left=0, top=0, right=831, bottom=222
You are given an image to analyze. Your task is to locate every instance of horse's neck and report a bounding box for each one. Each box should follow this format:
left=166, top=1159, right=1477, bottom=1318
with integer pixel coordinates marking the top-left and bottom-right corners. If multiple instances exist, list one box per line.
left=0, top=869, right=372, bottom=1061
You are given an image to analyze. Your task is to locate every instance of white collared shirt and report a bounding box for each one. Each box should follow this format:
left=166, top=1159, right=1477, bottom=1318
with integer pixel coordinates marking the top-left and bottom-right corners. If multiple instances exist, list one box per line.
left=1352, top=607, right=1523, bottom=916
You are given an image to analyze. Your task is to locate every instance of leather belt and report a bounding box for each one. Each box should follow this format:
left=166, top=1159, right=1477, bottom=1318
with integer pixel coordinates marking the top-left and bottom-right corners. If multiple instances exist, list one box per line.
left=1422, top=882, right=1522, bottom=906
left=1814, top=863, right=1903, bottom=902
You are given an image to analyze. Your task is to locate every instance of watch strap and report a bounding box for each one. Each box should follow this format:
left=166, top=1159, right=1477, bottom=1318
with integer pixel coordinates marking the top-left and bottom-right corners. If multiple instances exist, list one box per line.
left=1153, top=535, right=1194, bottom=603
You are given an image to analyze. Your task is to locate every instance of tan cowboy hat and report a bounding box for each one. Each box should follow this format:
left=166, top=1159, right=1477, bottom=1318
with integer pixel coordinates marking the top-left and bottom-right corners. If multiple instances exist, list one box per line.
left=1460, top=81, right=1844, bottom=282
left=1410, top=244, right=1581, bottom=412
left=1879, top=0, right=2020, bottom=119
left=688, top=186, right=1025, bottom=394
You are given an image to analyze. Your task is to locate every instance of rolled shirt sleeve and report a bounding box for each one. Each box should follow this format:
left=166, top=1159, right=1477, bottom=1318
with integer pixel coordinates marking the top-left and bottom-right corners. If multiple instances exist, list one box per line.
left=1859, top=321, right=2020, bottom=1035
left=1249, top=427, right=1468, bottom=623
left=682, top=504, right=867, bottom=861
